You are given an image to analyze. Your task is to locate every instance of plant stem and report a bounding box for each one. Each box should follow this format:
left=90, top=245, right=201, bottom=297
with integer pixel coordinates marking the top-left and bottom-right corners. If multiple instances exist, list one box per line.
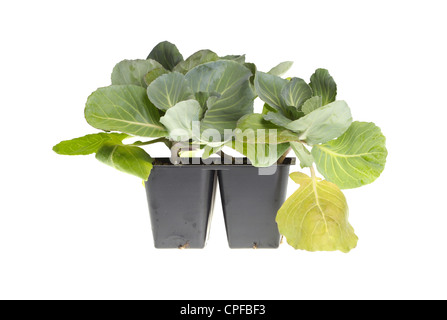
left=278, top=147, right=292, bottom=164
left=163, top=139, right=173, bottom=150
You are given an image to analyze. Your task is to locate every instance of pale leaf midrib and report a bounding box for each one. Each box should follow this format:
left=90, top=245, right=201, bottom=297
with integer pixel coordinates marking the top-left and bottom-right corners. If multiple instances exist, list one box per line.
left=311, top=175, right=329, bottom=233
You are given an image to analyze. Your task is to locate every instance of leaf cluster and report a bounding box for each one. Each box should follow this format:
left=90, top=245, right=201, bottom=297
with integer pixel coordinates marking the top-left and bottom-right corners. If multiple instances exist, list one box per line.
left=53, top=41, right=388, bottom=252
left=54, top=41, right=260, bottom=179
left=246, top=67, right=387, bottom=252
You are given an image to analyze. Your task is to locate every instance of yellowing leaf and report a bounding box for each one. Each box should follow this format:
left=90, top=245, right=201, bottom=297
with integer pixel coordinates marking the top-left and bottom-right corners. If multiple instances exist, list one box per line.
left=276, top=171, right=358, bottom=252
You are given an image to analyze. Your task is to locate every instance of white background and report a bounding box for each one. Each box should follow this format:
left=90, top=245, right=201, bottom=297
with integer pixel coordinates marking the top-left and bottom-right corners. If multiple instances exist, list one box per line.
left=1, top=0, right=446, bottom=300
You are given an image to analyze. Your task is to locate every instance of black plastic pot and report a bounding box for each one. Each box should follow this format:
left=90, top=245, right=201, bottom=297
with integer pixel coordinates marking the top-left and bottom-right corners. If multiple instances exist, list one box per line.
left=144, top=158, right=217, bottom=249
left=217, top=158, right=295, bottom=249
left=145, top=157, right=294, bottom=249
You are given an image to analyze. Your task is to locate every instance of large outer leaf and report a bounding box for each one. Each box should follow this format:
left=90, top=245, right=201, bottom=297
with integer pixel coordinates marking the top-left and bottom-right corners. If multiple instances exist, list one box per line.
left=146, top=72, right=194, bottom=111
left=147, top=41, right=183, bottom=71
left=53, top=133, right=129, bottom=155
left=159, top=100, right=201, bottom=141
left=235, top=114, right=299, bottom=144
left=173, top=49, right=219, bottom=74
left=312, top=121, right=387, bottom=189
left=84, top=85, right=167, bottom=137
left=185, top=60, right=254, bottom=133
left=96, top=143, right=153, bottom=180
left=309, top=68, right=337, bottom=106
left=111, top=59, right=163, bottom=88
left=285, top=100, right=352, bottom=145
left=276, top=172, right=358, bottom=252
left=281, top=77, right=312, bottom=109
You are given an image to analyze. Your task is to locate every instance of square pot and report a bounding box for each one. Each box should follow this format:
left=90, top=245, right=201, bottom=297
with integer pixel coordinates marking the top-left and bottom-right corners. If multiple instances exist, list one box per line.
left=144, top=158, right=217, bottom=248
left=217, top=158, right=295, bottom=248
